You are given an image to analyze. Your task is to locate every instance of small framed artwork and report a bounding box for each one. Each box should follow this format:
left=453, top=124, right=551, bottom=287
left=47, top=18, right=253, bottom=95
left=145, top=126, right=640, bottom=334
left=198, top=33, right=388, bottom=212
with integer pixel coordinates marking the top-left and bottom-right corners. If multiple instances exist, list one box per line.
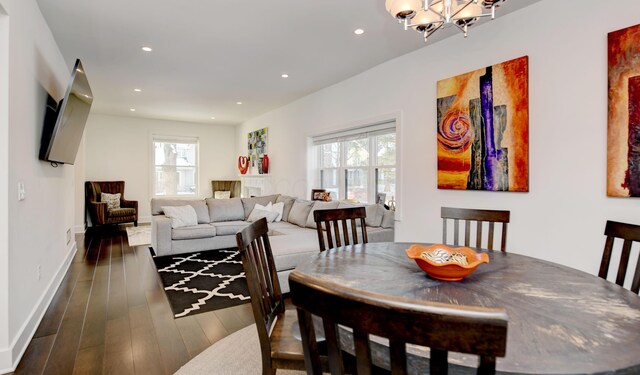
left=311, top=189, right=326, bottom=201
left=376, top=193, right=387, bottom=205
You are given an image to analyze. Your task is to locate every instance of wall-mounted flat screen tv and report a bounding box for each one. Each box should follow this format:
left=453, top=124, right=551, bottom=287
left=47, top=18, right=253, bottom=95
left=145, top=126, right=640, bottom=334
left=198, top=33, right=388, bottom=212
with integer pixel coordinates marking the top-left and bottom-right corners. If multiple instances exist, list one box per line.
left=39, top=58, right=93, bottom=165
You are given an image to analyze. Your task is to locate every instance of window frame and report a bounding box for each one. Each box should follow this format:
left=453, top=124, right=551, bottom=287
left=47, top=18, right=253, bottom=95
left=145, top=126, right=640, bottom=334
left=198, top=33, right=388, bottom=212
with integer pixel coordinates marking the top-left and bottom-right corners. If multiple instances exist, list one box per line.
left=151, top=135, right=200, bottom=198
left=317, top=126, right=396, bottom=205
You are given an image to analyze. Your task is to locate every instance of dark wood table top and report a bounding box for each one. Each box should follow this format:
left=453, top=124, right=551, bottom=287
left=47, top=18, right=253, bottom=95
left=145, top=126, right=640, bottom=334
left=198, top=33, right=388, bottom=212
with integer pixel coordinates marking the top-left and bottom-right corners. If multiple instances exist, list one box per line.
left=293, top=242, right=640, bottom=374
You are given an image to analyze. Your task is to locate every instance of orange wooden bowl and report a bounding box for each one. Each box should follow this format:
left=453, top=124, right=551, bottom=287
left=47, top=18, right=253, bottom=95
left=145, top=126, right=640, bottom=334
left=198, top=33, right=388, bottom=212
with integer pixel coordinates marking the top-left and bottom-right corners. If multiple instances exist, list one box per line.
left=405, top=244, right=489, bottom=281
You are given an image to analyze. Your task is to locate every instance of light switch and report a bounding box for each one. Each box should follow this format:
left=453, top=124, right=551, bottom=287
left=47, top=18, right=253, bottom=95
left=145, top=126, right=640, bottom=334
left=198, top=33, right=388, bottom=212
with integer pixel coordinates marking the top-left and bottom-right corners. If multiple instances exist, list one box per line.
left=18, top=182, right=25, bottom=201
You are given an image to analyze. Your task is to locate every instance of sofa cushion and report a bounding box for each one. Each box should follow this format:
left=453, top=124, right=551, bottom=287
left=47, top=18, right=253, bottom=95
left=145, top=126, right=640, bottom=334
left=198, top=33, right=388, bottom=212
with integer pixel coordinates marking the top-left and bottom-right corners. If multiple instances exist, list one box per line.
left=338, top=202, right=384, bottom=227
left=287, top=200, right=314, bottom=227
left=276, top=195, right=296, bottom=222
left=305, top=201, right=340, bottom=229
left=212, top=221, right=250, bottom=236
left=241, top=194, right=280, bottom=220
left=381, top=208, right=395, bottom=229
left=206, top=197, right=244, bottom=222
left=151, top=198, right=210, bottom=224
left=162, top=205, right=198, bottom=228
left=172, top=224, right=217, bottom=240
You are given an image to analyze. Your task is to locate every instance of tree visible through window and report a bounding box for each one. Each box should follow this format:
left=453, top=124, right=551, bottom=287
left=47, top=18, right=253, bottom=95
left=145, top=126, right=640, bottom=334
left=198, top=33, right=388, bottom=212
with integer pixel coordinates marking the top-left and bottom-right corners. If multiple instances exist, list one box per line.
left=153, top=137, right=198, bottom=196
left=315, top=122, right=396, bottom=205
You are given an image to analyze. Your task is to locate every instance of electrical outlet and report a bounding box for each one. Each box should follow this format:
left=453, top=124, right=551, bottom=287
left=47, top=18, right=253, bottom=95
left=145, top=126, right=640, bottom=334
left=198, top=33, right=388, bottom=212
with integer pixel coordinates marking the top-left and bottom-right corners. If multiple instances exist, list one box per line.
left=66, top=229, right=71, bottom=244
left=37, top=265, right=41, bottom=281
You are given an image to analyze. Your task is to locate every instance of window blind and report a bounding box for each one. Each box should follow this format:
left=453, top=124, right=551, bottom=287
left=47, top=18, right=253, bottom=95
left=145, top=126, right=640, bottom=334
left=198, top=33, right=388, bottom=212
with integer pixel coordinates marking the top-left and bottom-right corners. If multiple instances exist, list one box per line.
left=312, top=120, right=395, bottom=146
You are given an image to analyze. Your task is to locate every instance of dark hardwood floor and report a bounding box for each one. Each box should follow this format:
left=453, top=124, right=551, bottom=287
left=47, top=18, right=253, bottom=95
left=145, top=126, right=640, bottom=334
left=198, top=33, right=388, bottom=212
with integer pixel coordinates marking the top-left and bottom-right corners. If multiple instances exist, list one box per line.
left=11, top=226, right=255, bottom=375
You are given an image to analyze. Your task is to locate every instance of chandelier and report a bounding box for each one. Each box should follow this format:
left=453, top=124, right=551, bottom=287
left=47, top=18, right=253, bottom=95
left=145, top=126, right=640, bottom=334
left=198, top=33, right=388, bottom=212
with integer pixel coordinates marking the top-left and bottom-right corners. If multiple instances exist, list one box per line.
left=385, top=0, right=507, bottom=42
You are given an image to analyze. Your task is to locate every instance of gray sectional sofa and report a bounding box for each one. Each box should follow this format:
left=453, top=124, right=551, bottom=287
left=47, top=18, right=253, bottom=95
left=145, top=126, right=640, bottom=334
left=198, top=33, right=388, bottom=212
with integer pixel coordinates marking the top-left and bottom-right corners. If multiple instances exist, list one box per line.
left=151, top=194, right=395, bottom=291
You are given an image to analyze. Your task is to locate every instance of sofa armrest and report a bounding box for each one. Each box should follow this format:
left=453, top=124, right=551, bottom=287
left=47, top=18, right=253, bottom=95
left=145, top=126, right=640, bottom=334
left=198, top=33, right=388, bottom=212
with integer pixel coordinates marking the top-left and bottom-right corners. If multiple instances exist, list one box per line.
left=151, top=215, right=172, bottom=256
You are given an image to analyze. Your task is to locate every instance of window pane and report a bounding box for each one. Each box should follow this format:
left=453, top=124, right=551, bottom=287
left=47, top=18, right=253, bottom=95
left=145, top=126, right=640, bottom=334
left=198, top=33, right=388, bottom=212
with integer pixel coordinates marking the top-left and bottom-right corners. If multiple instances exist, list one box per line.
left=345, top=139, right=369, bottom=167
left=321, top=169, right=340, bottom=199
left=376, top=133, right=396, bottom=166
left=346, top=168, right=368, bottom=203
left=376, top=167, right=396, bottom=205
left=154, top=139, right=197, bottom=196
left=321, top=143, right=340, bottom=168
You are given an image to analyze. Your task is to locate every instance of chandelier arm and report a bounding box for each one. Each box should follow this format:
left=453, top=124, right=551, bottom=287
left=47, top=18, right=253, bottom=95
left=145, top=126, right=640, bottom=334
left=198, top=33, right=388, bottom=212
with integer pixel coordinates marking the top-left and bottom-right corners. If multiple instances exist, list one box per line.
left=453, top=22, right=468, bottom=36
left=424, top=22, right=445, bottom=42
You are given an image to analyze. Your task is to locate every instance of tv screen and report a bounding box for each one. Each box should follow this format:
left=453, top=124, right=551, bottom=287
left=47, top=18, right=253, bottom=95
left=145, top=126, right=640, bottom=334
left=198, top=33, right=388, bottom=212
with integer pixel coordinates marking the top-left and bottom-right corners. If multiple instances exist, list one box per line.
left=39, top=59, right=93, bottom=165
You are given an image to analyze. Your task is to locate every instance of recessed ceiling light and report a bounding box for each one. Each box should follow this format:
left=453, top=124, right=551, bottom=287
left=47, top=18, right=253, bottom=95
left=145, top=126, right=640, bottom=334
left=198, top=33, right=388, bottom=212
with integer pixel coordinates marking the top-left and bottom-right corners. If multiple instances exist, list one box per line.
left=281, top=74, right=289, bottom=78
left=141, top=46, right=153, bottom=52
left=354, top=28, right=364, bottom=35
left=210, top=116, right=216, bottom=120
left=134, top=88, right=142, bottom=92
left=236, top=101, right=243, bottom=105
left=130, top=108, right=136, bottom=112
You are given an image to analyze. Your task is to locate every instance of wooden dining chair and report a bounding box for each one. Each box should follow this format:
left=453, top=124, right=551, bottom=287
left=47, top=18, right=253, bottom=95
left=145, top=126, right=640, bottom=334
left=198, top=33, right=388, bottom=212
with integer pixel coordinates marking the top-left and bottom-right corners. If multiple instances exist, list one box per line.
left=314, top=207, right=368, bottom=252
left=599, top=220, right=640, bottom=294
left=441, top=207, right=510, bottom=252
left=236, top=218, right=309, bottom=374
left=289, top=270, right=509, bottom=375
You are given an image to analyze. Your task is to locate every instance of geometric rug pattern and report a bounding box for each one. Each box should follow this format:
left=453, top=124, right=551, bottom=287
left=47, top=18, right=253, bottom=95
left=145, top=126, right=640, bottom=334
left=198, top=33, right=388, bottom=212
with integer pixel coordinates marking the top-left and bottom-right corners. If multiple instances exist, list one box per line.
left=153, top=248, right=251, bottom=318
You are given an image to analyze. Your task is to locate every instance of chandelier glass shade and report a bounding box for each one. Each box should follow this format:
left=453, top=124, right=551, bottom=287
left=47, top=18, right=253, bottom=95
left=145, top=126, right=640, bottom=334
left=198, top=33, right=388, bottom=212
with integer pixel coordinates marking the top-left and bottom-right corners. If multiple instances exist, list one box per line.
left=385, top=0, right=507, bottom=42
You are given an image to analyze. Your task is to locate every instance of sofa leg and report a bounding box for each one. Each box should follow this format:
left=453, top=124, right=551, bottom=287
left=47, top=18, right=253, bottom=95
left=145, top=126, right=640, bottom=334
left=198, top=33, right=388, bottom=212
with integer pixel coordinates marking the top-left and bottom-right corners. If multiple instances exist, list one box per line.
left=134, top=221, right=138, bottom=227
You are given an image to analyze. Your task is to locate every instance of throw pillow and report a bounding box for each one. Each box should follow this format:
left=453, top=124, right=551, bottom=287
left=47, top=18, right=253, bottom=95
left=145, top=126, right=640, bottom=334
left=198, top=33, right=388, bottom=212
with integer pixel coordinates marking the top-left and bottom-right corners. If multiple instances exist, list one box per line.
left=247, top=208, right=279, bottom=223
left=276, top=195, right=295, bottom=221
left=271, top=202, right=285, bottom=222
left=214, top=190, right=231, bottom=199
left=287, top=200, right=314, bottom=227
left=161, top=205, right=198, bottom=228
left=252, top=202, right=286, bottom=222
left=101, top=192, right=121, bottom=211
left=305, top=201, right=340, bottom=228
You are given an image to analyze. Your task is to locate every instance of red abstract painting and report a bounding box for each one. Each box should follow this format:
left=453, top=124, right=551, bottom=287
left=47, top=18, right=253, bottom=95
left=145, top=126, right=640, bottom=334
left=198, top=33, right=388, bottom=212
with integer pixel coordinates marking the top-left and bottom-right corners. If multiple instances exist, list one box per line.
left=609, top=24, right=640, bottom=197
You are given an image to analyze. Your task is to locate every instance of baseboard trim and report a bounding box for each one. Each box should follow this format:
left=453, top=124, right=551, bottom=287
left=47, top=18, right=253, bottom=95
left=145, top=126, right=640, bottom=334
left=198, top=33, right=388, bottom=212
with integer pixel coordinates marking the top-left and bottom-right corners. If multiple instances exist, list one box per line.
left=0, top=241, right=77, bottom=374
left=75, top=216, right=151, bottom=233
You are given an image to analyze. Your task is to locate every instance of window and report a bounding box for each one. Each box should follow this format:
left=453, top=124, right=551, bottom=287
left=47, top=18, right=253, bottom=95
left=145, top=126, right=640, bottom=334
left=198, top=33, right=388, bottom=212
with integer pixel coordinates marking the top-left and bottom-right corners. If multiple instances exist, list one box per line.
left=153, top=136, right=198, bottom=196
left=315, top=121, right=396, bottom=205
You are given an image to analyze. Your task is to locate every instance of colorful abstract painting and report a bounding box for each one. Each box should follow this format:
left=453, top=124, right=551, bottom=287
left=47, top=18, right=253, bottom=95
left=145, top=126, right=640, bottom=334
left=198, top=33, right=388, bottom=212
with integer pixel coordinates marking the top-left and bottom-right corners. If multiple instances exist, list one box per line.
left=608, top=24, right=640, bottom=197
left=437, top=56, right=529, bottom=192
left=248, top=127, right=268, bottom=166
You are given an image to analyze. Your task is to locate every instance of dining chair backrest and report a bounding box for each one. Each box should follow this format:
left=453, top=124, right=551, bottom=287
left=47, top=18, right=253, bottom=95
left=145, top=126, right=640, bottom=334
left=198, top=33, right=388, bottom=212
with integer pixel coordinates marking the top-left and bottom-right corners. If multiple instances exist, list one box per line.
left=599, top=220, right=640, bottom=294
left=236, top=218, right=287, bottom=373
left=314, top=207, right=368, bottom=252
left=289, top=270, right=509, bottom=375
left=441, top=207, right=510, bottom=252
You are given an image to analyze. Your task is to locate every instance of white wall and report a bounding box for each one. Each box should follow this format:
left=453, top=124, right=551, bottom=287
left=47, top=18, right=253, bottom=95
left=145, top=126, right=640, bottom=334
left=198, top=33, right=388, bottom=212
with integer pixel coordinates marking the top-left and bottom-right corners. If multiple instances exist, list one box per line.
left=83, top=114, right=237, bottom=224
left=238, top=0, right=640, bottom=276
left=0, top=0, right=78, bottom=372
left=0, top=2, right=9, bottom=369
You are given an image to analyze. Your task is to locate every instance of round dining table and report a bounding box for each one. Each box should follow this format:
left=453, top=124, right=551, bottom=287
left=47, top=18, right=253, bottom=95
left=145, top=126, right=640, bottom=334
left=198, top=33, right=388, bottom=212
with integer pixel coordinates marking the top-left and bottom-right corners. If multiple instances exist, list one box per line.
left=293, top=242, right=640, bottom=374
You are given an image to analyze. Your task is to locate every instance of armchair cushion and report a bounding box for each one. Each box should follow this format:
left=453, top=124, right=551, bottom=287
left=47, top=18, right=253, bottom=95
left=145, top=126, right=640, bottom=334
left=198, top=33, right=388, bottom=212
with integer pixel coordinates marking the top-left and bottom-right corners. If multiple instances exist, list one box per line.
left=108, top=207, right=136, bottom=218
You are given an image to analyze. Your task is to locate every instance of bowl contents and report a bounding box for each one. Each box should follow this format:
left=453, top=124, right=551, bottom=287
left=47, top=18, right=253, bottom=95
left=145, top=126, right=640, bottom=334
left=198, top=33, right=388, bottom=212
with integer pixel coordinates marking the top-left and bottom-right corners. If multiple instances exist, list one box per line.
left=420, top=249, right=469, bottom=266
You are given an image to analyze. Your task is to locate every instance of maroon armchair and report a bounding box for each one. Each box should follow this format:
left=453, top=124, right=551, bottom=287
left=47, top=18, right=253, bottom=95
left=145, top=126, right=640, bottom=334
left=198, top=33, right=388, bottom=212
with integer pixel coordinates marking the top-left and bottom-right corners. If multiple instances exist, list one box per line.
left=85, top=181, right=138, bottom=226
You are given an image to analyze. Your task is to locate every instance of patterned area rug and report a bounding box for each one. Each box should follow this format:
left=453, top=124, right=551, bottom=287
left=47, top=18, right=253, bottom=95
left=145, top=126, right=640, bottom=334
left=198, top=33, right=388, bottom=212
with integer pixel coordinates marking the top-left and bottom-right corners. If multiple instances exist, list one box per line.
left=153, top=248, right=251, bottom=318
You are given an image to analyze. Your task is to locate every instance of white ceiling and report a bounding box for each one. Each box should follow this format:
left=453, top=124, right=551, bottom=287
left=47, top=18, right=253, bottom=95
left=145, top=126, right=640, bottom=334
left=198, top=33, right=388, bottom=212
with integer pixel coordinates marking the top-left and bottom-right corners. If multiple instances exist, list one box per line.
left=36, top=0, right=539, bottom=126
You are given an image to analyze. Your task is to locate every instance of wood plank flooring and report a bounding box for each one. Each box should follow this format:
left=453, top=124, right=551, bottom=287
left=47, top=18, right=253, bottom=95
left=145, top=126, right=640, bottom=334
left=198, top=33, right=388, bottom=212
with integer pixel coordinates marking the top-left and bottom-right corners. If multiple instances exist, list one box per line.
left=11, top=226, right=255, bottom=375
